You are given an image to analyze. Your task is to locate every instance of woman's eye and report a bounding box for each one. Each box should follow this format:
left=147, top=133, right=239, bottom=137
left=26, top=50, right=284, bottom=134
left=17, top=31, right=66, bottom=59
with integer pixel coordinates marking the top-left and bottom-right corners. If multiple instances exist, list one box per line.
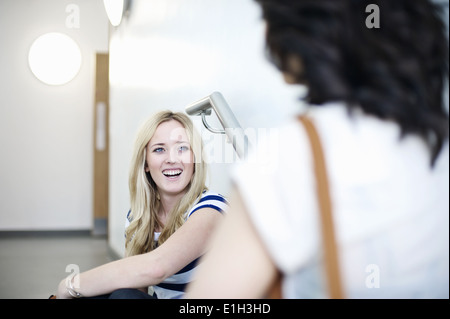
left=153, top=147, right=164, bottom=153
left=179, top=145, right=189, bottom=152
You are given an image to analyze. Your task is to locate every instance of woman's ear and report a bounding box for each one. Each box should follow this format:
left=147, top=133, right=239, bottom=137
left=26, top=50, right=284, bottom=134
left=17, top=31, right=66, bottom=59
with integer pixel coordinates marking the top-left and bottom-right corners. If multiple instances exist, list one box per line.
left=282, top=54, right=306, bottom=85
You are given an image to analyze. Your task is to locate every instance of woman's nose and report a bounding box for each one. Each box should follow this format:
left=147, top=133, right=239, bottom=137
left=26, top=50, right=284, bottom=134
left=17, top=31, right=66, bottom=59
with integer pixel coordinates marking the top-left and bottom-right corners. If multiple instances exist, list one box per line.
left=166, top=147, right=180, bottom=163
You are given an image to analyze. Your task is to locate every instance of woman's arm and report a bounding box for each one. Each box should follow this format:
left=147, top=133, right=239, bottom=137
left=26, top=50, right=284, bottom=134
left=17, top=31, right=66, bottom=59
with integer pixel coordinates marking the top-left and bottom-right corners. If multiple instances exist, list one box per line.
left=56, top=208, right=222, bottom=298
left=186, top=188, right=278, bottom=299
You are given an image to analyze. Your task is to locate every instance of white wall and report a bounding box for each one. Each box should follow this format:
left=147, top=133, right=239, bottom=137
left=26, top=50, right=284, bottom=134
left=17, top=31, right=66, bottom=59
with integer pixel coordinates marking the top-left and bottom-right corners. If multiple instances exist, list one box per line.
left=108, top=0, right=305, bottom=256
left=0, top=0, right=108, bottom=230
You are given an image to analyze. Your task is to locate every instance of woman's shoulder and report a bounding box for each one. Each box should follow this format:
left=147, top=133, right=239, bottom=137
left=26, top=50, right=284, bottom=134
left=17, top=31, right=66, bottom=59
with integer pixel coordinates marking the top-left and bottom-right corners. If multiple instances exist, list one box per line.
left=186, top=190, right=229, bottom=219
left=198, top=190, right=228, bottom=203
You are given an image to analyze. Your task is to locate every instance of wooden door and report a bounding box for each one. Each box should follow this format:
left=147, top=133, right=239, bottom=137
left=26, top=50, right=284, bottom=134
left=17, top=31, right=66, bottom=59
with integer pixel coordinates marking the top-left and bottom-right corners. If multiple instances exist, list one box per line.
left=92, top=53, right=109, bottom=236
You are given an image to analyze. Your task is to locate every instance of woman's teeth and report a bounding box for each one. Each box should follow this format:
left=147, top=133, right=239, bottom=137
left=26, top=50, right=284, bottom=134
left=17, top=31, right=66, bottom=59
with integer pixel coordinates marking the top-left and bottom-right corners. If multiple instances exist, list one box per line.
left=163, top=169, right=182, bottom=177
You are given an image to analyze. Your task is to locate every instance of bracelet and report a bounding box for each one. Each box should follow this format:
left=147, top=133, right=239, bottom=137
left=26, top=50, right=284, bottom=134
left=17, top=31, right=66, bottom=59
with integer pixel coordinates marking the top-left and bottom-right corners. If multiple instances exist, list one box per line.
left=66, top=275, right=83, bottom=298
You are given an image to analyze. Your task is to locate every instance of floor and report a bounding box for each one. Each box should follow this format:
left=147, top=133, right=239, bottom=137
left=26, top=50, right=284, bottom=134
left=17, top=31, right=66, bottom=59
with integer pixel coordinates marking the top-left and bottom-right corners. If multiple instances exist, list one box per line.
left=0, top=233, right=114, bottom=299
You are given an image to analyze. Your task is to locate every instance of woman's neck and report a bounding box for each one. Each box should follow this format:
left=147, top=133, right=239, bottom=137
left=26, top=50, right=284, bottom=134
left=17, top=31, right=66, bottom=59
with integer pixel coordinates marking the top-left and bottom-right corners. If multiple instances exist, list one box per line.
left=157, top=191, right=186, bottom=228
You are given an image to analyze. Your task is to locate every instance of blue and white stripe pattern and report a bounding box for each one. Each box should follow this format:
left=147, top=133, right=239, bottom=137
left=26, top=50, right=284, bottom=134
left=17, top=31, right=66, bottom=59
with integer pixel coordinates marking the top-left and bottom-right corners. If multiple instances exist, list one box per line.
left=185, top=191, right=228, bottom=219
left=125, top=190, right=228, bottom=299
left=154, top=190, right=228, bottom=299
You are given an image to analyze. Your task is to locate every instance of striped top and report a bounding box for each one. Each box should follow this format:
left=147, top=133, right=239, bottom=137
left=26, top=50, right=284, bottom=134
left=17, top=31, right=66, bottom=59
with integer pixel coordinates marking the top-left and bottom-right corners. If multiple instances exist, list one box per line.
left=125, top=190, right=228, bottom=299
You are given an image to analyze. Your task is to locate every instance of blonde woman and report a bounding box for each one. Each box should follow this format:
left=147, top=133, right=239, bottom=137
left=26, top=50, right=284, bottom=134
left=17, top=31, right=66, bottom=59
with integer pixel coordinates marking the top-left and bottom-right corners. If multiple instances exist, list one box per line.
left=55, top=111, right=227, bottom=299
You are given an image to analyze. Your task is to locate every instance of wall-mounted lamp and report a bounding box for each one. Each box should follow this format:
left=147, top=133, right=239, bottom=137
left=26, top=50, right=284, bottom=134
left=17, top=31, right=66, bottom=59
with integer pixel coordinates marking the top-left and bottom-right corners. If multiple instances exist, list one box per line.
left=28, top=32, right=82, bottom=86
left=104, top=0, right=131, bottom=26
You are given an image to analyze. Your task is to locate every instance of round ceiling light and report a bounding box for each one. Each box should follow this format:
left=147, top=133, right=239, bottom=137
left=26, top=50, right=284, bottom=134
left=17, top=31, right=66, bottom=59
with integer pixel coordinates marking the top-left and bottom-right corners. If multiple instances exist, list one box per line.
left=28, top=32, right=82, bottom=85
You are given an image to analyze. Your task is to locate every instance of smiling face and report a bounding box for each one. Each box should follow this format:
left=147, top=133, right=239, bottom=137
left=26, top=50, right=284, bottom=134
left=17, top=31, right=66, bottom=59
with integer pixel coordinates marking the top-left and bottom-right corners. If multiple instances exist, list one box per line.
left=145, top=119, right=195, bottom=199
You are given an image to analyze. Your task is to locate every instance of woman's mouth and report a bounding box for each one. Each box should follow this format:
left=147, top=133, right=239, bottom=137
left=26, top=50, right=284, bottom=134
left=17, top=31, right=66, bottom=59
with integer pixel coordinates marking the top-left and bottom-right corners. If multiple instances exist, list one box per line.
left=162, top=169, right=183, bottom=179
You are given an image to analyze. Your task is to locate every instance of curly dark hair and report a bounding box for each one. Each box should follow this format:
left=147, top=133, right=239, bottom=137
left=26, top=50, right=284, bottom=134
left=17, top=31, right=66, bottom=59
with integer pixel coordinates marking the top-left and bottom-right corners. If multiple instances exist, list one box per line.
left=255, top=0, right=449, bottom=166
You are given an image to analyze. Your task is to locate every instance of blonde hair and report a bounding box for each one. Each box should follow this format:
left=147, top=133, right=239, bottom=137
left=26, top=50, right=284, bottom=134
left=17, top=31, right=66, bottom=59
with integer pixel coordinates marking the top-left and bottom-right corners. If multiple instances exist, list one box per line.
left=125, top=111, right=207, bottom=257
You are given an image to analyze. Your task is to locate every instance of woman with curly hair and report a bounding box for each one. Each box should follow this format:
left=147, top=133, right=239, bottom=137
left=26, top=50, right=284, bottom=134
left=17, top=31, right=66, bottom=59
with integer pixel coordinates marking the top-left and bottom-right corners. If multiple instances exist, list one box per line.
left=187, top=0, right=449, bottom=298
